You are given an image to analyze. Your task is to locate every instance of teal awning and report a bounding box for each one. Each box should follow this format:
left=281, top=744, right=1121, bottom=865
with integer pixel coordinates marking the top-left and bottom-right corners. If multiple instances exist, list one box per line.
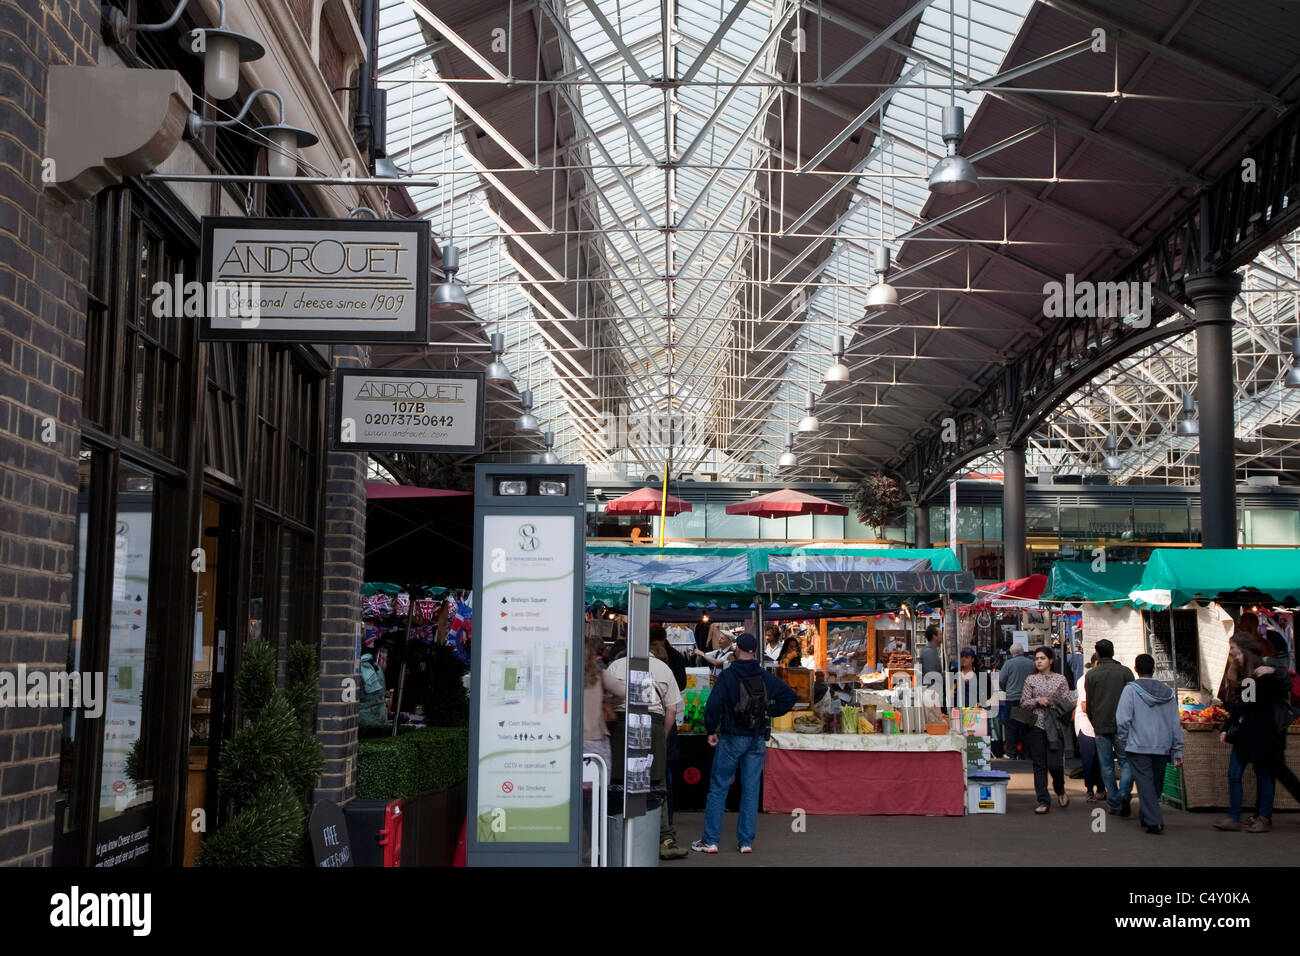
left=1041, top=561, right=1147, bottom=608
left=1128, top=548, right=1300, bottom=610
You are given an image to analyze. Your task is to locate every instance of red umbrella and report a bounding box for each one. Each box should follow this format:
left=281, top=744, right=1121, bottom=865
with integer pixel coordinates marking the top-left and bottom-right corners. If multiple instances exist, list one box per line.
left=603, top=486, right=693, bottom=516
left=724, top=490, right=848, bottom=519
left=974, top=573, right=1048, bottom=600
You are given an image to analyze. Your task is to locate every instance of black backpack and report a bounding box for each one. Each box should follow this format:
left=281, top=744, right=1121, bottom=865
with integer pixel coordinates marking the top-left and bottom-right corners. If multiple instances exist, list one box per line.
left=733, top=671, right=769, bottom=731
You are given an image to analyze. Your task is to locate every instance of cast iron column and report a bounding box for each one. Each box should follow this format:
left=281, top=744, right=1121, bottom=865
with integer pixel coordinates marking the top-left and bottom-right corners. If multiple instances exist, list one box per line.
left=1002, top=442, right=1026, bottom=579
left=1185, top=271, right=1241, bottom=549
left=914, top=500, right=931, bottom=548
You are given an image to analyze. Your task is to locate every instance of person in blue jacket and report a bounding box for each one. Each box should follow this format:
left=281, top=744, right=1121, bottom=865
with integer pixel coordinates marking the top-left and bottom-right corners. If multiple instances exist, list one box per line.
left=691, top=633, right=797, bottom=855
left=1115, top=653, right=1184, bottom=834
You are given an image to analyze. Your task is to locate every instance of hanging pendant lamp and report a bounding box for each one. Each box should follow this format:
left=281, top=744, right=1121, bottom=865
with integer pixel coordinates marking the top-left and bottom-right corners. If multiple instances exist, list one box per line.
left=484, top=332, right=513, bottom=385
left=516, top=389, right=539, bottom=434
left=1175, top=390, right=1199, bottom=437
left=1285, top=336, right=1300, bottom=388
left=1102, top=433, right=1122, bottom=472
left=431, top=244, right=470, bottom=311
left=797, top=391, right=819, bottom=435
left=929, top=106, right=979, bottom=195
left=823, top=333, right=850, bottom=384
left=863, top=247, right=899, bottom=316
left=540, top=430, right=560, bottom=465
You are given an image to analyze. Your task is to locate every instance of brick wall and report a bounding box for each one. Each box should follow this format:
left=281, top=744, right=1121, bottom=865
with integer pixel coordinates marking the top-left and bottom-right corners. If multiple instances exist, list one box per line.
left=1081, top=603, right=1234, bottom=696
left=314, top=344, right=370, bottom=805
left=0, top=0, right=99, bottom=866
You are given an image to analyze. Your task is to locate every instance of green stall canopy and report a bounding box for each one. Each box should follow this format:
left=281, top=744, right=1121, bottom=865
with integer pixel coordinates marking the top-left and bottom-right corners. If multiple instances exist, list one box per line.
left=1128, top=548, right=1300, bottom=610
left=584, top=546, right=967, bottom=611
left=1042, top=561, right=1147, bottom=607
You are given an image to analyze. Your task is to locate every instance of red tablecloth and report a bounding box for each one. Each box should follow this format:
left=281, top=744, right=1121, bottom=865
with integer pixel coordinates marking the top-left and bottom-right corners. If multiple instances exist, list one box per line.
left=762, top=748, right=966, bottom=815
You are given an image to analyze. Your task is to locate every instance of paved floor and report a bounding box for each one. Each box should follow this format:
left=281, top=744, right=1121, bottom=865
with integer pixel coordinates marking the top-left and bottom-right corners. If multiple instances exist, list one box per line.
left=666, top=760, right=1299, bottom=867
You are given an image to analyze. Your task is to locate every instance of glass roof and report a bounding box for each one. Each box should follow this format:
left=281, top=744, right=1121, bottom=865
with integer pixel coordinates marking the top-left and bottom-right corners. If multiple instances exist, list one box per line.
left=376, top=0, right=1300, bottom=487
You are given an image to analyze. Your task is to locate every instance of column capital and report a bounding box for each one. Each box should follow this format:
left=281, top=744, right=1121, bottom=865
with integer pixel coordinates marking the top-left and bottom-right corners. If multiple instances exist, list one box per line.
left=1184, top=270, right=1242, bottom=315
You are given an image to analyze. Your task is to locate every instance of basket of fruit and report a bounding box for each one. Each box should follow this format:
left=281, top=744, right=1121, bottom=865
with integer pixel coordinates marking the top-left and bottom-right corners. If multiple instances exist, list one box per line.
left=1180, top=704, right=1227, bottom=731
left=793, top=714, right=824, bottom=734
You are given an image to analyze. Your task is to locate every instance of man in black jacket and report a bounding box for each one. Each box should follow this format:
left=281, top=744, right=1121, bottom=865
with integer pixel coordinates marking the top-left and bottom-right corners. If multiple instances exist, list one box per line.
left=691, top=634, right=797, bottom=855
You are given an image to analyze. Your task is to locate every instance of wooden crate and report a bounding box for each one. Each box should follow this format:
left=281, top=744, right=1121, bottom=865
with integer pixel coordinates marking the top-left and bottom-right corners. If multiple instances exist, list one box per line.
left=1180, top=729, right=1300, bottom=811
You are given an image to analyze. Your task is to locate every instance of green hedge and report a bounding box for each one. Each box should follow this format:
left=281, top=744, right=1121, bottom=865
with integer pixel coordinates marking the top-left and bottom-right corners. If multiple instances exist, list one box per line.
left=356, top=726, right=470, bottom=800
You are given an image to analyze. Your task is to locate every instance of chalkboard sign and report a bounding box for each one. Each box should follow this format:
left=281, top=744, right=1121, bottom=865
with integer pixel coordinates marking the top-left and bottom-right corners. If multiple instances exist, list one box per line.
left=1142, top=609, right=1200, bottom=690
left=309, top=800, right=354, bottom=867
left=754, top=569, right=974, bottom=595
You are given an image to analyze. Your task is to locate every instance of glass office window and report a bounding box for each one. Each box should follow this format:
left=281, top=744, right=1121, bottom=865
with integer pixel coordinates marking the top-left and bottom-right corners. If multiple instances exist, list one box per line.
left=1132, top=508, right=1191, bottom=543
left=1244, top=508, right=1300, bottom=546
left=956, top=506, right=984, bottom=542
left=704, top=502, right=758, bottom=540
left=984, top=506, right=1002, bottom=541
left=812, top=513, right=845, bottom=541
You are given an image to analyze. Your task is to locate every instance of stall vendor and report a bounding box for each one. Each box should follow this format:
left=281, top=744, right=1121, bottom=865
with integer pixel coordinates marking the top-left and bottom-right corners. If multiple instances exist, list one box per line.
left=693, top=624, right=735, bottom=672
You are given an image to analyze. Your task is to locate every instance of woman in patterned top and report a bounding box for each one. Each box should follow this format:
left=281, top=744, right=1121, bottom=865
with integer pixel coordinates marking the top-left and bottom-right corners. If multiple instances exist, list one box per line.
left=1021, top=645, right=1072, bottom=814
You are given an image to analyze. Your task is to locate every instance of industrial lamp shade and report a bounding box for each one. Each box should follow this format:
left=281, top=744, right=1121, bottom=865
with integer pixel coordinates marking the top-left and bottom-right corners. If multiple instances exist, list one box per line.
left=928, top=154, right=979, bottom=195
left=928, top=106, right=978, bottom=195
left=863, top=280, right=899, bottom=315
left=485, top=332, right=513, bottom=385
left=431, top=245, right=469, bottom=312
left=517, top=389, right=540, bottom=433
left=779, top=449, right=797, bottom=468
left=540, top=430, right=559, bottom=464
left=797, top=413, right=819, bottom=435
left=1175, top=390, right=1199, bottom=436
left=1102, top=433, right=1122, bottom=472
left=823, top=334, right=850, bottom=383
left=823, top=360, right=850, bottom=384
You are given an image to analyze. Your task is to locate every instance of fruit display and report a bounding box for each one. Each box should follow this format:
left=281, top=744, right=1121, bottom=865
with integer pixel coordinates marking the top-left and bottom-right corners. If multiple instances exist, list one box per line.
left=793, top=714, right=824, bottom=734
left=1180, top=704, right=1227, bottom=731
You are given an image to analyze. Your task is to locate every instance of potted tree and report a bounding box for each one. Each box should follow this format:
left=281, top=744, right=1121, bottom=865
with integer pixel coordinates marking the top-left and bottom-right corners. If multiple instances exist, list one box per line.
left=851, top=474, right=904, bottom=542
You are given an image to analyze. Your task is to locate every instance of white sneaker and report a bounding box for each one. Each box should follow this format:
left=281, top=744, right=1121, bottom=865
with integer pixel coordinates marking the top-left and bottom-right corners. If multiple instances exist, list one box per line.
left=690, top=840, right=718, bottom=854
left=738, top=845, right=753, bottom=854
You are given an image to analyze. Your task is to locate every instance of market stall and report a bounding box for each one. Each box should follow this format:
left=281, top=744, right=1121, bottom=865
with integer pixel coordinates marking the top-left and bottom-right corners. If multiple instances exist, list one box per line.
left=763, top=732, right=968, bottom=816
left=584, top=545, right=978, bottom=815
left=1126, top=549, right=1300, bottom=810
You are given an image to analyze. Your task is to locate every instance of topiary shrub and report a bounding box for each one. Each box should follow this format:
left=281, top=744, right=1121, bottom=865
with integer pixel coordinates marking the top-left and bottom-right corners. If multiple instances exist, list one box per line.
left=198, top=640, right=325, bottom=867
left=355, top=726, right=469, bottom=800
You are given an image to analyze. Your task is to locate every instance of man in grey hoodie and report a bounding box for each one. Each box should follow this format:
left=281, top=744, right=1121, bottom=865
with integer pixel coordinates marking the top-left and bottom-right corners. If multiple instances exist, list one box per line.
left=1115, top=653, right=1184, bottom=834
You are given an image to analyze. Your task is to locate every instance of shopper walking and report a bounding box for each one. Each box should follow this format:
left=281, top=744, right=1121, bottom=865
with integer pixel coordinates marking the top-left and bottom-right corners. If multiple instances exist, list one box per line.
left=1021, top=645, right=1072, bottom=813
left=692, top=634, right=797, bottom=854
left=998, top=644, right=1035, bottom=759
left=1213, top=633, right=1300, bottom=833
left=1084, top=639, right=1135, bottom=816
left=1116, top=654, right=1184, bottom=834
left=1075, top=653, right=1105, bottom=801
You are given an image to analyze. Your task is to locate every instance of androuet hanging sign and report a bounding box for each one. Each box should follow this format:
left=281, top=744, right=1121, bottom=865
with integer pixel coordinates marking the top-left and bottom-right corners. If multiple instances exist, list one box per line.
left=199, top=217, right=430, bottom=342
left=332, top=368, right=484, bottom=454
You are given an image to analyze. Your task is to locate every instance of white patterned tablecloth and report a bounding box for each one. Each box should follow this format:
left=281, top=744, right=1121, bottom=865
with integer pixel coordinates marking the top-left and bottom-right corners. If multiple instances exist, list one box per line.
left=768, top=732, right=966, bottom=752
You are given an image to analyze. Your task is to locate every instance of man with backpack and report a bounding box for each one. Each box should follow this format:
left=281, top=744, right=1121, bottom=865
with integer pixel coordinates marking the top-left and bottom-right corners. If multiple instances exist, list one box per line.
left=691, top=633, right=797, bottom=855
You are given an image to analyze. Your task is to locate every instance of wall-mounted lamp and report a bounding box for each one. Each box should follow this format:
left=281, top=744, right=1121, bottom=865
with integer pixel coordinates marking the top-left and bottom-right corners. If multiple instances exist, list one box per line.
left=104, top=0, right=265, bottom=101
left=187, top=87, right=317, bottom=178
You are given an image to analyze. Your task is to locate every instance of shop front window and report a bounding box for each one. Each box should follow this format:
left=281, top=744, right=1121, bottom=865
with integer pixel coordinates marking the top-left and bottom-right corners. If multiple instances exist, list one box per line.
left=97, top=466, right=163, bottom=825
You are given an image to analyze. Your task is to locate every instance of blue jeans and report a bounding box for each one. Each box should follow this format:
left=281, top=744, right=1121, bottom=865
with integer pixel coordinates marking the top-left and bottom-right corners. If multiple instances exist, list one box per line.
left=1095, top=733, right=1133, bottom=811
left=1228, top=749, right=1275, bottom=820
left=700, top=734, right=766, bottom=848
left=1078, top=733, right=1103, bottom=793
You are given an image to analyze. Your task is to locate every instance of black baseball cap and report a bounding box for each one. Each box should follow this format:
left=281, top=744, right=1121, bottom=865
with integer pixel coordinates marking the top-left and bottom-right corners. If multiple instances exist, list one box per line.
left=735, top=633, right=758, bottom=653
